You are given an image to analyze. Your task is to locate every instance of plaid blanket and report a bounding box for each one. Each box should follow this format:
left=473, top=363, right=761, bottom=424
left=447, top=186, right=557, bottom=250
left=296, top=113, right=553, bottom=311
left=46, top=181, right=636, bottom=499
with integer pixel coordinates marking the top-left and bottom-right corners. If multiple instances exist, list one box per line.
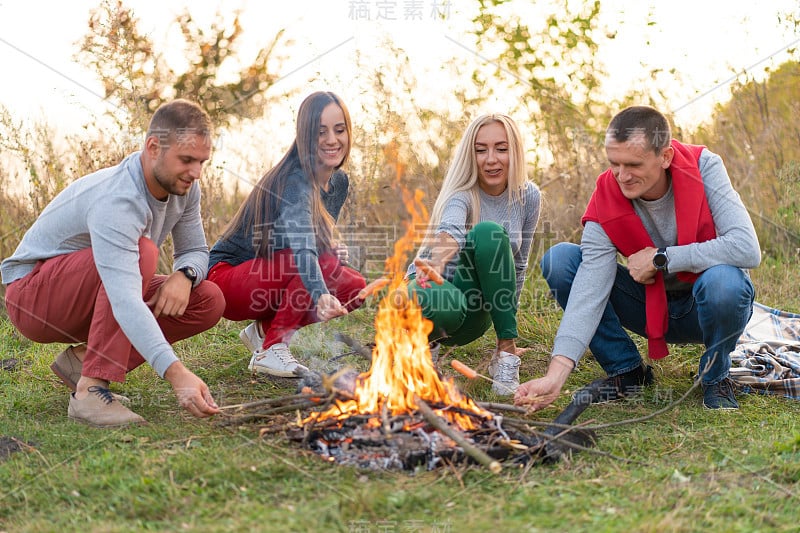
left=730, top=302, right=800, bottom=400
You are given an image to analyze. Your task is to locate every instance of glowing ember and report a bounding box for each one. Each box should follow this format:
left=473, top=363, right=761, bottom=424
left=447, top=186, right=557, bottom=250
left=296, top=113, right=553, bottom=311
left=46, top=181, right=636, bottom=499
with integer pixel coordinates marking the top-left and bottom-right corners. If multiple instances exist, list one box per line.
left=304, top=189, right=491, bottom=430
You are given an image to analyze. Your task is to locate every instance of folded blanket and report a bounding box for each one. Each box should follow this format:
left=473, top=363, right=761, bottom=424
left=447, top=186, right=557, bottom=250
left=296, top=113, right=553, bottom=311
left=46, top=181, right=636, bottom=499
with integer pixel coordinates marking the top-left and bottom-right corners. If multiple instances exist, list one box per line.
left=730, top=302, right=800, bottom=399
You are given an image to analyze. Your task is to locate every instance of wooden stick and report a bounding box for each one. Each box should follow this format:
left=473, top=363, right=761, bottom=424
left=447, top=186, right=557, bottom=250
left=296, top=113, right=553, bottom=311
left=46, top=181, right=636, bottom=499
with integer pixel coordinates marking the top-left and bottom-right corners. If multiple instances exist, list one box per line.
left=477, top=401, right=530, bottom=415
left=219, top=393, right=322, bottom=411
left=217, top=400, right=320, bottom=425
left=414, top=396, right=501, bottom=474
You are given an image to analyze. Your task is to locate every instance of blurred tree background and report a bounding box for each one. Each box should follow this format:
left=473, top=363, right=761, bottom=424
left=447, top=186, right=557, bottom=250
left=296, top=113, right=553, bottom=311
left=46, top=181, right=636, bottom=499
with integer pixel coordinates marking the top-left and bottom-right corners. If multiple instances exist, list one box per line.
left=1, top=0, right=798, bottom=296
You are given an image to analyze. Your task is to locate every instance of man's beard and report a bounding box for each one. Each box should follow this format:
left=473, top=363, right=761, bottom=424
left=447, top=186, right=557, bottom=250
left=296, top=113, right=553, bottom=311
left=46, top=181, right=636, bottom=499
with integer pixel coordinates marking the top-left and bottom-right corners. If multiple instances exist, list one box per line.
left=153, top=165, right=188, bottom=197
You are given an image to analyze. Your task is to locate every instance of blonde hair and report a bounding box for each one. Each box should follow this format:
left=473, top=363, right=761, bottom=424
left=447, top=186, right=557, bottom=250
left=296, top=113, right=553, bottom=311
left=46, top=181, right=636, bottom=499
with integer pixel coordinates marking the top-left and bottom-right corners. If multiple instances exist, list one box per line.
left=421, top=113, right=527, bottom=250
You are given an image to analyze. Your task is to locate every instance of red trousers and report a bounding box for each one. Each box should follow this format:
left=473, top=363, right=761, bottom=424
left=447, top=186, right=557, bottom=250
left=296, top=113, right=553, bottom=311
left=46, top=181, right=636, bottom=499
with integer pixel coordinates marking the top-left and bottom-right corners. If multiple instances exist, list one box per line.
left=4, top=238, right=225, bottom=382
left=208, top=249, right=366, bottom=347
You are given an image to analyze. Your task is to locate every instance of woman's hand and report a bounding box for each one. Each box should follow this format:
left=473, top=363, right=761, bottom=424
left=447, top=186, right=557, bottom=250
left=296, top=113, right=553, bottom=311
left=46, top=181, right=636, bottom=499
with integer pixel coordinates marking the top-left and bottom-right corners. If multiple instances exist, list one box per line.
left=316, top=293, right=347, bottom=322
left=414, top=258, right=444, bottom=288
left=332, top=241, right=350, bottom=265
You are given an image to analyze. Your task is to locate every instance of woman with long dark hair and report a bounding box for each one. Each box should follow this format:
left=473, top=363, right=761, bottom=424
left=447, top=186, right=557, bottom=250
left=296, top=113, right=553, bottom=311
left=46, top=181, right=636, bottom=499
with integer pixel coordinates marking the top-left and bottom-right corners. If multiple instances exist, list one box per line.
left=208, top=91, right=366, bottom=376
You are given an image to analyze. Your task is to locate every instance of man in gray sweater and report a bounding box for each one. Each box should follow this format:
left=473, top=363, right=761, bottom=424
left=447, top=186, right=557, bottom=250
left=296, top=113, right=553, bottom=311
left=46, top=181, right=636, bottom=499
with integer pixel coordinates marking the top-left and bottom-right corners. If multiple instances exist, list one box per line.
left=515, top=105, right=760, bottom=411
left=2, top=99, right=225, bottom=427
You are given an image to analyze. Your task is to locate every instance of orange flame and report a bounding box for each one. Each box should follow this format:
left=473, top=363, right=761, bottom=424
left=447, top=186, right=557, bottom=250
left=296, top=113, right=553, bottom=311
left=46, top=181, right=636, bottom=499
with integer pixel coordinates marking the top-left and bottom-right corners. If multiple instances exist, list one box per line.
left=304, top=188, right=490, bottom=429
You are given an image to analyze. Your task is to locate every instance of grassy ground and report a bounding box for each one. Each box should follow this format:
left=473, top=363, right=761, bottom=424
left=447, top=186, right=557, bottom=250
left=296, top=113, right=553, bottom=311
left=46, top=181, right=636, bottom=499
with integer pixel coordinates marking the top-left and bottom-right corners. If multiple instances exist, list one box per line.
left=1, top=272, right=800, bottom=533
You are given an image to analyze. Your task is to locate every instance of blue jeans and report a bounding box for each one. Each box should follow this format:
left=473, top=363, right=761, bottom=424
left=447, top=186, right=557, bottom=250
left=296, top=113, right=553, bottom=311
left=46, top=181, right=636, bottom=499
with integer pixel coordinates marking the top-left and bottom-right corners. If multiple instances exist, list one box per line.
left=541, top=242, right=755, bottom=384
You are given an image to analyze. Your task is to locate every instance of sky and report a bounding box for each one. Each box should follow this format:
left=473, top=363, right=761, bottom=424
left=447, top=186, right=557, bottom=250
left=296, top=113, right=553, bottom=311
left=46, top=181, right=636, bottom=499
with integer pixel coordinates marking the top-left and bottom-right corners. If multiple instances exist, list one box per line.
left=0, top=0, right=797, bottom=136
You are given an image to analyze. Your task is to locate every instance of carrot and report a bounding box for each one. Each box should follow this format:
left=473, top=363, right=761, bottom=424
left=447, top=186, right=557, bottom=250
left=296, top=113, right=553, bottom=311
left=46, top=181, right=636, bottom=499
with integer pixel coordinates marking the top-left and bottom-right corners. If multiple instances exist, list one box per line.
left=451, top=359, right=478, bottom=379
left=414, top=258, right=444, bottom=285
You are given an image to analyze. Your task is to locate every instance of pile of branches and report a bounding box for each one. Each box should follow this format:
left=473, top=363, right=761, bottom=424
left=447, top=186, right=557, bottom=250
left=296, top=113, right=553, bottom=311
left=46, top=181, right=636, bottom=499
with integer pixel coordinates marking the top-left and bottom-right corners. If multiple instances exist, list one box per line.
left=217, top=372, right=604, bottom=473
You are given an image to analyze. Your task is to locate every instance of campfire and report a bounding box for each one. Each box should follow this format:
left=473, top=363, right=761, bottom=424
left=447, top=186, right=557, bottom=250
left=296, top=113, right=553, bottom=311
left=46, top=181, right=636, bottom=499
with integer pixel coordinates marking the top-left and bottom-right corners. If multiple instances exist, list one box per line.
left=303, top=277, right=490, bottom=429
left=296, top=274, right=511, bottom=471
left=221, top=190, right=598, bottom=472
left=281, top=275, right=600, bottom=471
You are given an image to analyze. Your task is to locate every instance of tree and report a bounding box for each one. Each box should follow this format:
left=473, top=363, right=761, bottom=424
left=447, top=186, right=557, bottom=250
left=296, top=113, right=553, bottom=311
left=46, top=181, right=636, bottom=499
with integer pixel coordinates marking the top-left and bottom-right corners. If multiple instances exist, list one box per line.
left=692, top=60, right=800, bottom=260
left=468, top=0, right=613, bottom=240
left=75, top=0, right=290, bottom=133
left=0, top=0, right=292, bottom=271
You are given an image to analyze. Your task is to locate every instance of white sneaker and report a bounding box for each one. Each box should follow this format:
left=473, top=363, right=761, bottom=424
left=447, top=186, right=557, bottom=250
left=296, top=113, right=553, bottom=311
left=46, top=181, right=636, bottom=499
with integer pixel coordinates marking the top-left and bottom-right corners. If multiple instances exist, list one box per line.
left=489, top=351, right=520, bottom=396
left=248, top=343, right=308, bottom=377
left=239, top=321, right=264, bottom=353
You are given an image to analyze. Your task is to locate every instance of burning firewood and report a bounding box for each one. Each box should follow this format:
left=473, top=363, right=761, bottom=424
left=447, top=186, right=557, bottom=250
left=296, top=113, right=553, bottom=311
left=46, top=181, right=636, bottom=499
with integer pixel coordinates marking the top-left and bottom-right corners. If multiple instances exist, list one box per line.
left=414, top=396, right=502, bottom=474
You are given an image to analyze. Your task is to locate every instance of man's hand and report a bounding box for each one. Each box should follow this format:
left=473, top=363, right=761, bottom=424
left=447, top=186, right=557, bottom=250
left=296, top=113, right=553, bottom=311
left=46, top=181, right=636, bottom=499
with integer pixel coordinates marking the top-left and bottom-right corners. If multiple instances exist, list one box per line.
left=316, top=293, right=347, bottom=322
left=514, top=355, right=574, bottom=411
left=627, top=247, right=659, bottom=285
left=164, top=361, right=219, bottom=418
left=147, top=272, right=192, bottom=317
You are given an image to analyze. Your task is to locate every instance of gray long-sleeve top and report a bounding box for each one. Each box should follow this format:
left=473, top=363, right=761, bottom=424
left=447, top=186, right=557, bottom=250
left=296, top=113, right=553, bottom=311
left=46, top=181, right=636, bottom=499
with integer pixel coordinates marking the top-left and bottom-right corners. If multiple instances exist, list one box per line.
left=1, top=152, right=211, bottom=377
left=408, top=181, right=541, bottom=298
left=208, top=169, right=349, bottom=303
left=553, top=148, right=762, bottom=364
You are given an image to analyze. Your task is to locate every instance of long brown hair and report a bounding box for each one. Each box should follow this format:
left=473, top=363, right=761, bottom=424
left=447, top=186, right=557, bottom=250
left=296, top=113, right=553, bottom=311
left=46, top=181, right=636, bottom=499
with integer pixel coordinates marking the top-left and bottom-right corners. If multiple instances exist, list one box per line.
left=221, top=91, right=352, bottom=258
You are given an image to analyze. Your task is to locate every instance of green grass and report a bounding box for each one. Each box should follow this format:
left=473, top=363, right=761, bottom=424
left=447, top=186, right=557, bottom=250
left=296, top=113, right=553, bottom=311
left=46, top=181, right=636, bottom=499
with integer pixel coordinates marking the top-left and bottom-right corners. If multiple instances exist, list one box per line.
left=2, top=274, right=800, bottom=532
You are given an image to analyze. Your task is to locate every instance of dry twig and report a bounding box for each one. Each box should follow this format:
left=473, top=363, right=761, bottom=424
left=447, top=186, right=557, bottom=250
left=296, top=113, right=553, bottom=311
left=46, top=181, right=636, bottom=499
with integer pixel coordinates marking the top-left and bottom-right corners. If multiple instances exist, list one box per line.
left=414, top=396, right=502, bottom=474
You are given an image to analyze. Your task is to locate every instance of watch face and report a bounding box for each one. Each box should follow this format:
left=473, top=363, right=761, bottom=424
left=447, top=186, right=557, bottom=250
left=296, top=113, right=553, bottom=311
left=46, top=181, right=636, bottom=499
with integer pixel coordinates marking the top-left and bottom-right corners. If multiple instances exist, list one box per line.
left=654, top=254, right=667, bottom=268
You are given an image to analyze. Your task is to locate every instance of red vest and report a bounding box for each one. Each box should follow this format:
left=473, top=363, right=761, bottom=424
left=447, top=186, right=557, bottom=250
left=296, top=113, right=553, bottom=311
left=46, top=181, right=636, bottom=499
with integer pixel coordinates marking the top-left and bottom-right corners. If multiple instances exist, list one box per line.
left=581, top=140, right=716, bottom=359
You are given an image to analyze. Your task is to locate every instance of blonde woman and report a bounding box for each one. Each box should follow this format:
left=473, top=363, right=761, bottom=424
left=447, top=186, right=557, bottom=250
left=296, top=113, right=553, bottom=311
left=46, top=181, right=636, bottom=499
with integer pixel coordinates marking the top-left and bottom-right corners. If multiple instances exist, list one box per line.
left=408, top=113, right=541, bottom=395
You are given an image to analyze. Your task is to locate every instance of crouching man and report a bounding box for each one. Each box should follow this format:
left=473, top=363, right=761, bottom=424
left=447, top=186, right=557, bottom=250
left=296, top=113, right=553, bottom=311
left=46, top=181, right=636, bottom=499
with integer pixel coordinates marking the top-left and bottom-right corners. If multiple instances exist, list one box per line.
left=515, top=105, right=760, bottom=411
left=2, top=99, right=225, bottom=427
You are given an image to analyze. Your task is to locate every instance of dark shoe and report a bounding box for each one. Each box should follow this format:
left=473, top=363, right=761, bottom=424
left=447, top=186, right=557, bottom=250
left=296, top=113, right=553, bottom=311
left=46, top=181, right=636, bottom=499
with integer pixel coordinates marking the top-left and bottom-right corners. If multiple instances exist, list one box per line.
left=68, top=386, right=146, bottom=428
left=702, top=378, right=739, bottom=410
left=51, top=346, right=130, bottom=403
left=591, top=363, right=654, bottom=404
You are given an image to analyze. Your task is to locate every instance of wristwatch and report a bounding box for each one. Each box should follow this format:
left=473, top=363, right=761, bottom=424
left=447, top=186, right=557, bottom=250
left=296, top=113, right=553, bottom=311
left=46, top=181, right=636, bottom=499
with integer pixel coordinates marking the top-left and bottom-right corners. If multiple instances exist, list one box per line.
left=178, top=266, right=198, bottom=284
left=652, top=248, right=669, bottom=273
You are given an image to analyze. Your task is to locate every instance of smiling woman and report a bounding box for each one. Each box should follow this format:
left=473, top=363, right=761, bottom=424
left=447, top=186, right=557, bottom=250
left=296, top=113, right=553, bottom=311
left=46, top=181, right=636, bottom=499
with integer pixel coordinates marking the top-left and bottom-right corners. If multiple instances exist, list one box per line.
left=406, top=113, right=542, bottom=397
left=206, top=91, right=366, bottom=378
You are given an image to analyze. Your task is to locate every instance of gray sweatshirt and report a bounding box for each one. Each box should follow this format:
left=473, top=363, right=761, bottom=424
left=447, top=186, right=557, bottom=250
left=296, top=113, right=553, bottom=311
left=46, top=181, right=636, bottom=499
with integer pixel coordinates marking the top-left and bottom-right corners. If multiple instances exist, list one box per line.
left=408, top=181, right=541, bottom=298
left=208, top=168, right=349, bottom=304
left=553, top=149, right=762, bottom=364
left=1, top=152, right=210, bottom=377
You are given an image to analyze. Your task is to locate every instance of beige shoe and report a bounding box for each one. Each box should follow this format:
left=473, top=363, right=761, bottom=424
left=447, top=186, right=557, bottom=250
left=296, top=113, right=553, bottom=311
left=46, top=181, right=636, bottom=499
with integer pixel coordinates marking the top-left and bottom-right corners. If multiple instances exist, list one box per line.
left=68, top=386, right=146, bottom=428
left=51, top=346, right=83, bottom=391
left=51, top=346, right=130, bottom=403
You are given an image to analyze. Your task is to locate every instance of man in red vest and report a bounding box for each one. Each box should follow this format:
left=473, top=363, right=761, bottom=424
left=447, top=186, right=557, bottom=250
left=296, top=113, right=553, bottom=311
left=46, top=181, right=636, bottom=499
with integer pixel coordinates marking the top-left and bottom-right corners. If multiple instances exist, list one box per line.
left=515, top=106, right=760, bottom=410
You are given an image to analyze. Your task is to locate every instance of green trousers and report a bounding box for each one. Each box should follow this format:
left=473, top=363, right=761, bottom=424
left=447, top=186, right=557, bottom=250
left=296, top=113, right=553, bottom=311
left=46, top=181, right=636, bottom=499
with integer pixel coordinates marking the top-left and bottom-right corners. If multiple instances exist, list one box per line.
left=409, top=221, right=518, bottom=346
